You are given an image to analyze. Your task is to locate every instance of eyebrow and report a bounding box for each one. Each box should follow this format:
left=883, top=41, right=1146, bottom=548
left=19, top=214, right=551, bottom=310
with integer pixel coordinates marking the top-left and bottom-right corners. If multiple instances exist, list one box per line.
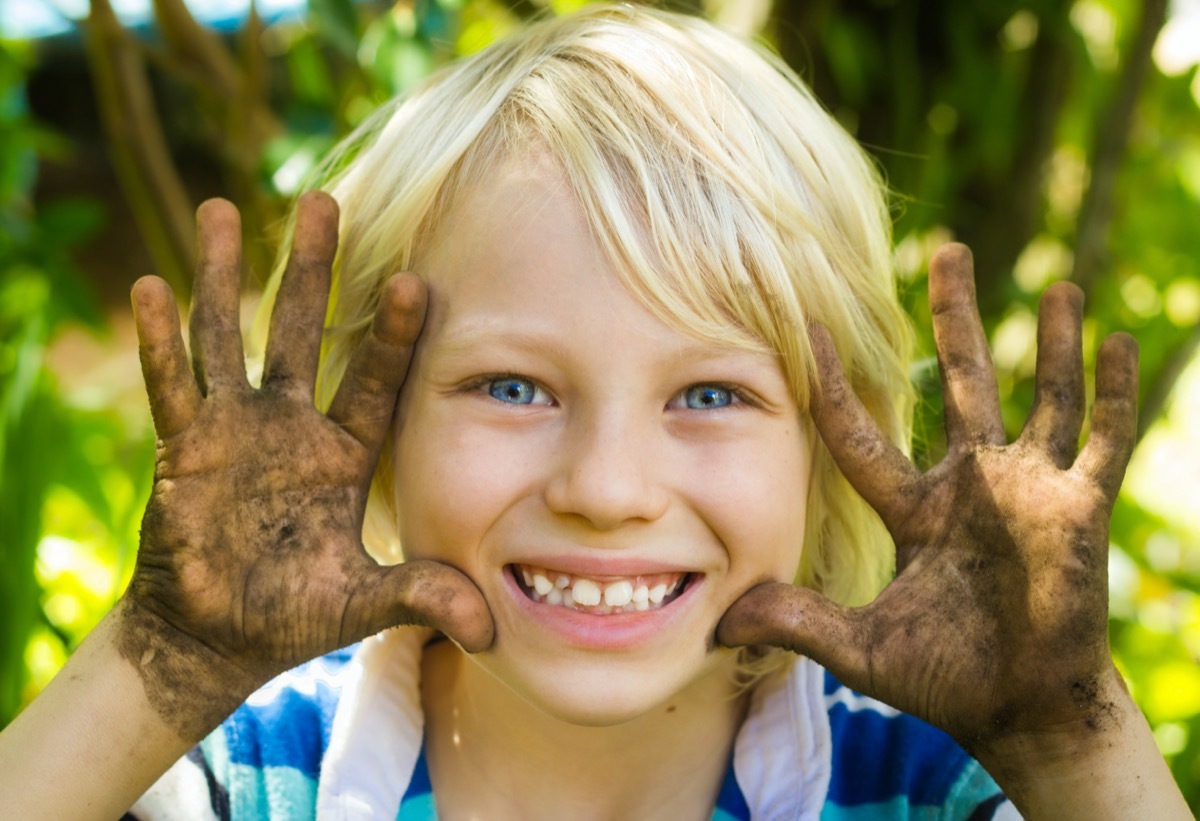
left=425, top=325, right=573, bottom=363
left=429, top=324, right=769, bottom=369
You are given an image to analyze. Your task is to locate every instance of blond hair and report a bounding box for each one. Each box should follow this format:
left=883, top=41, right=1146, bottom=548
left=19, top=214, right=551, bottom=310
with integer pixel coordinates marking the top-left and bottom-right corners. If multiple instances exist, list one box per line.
left=255, top=4, right=913, bottom=607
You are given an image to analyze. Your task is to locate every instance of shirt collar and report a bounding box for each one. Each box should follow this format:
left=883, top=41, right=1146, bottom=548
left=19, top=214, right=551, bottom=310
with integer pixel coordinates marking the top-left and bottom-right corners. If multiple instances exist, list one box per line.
left=317, top=629, right=831, bottom=820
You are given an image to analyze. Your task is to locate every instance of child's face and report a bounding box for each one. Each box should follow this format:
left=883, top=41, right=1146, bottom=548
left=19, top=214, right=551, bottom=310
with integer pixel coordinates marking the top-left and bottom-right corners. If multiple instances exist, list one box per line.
left=393, top=150, right=811, bottom=725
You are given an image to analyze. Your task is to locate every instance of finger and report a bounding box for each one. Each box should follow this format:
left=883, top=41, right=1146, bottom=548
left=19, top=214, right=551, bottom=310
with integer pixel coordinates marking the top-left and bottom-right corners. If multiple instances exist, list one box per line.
left=261, top=192, right=339, bottom=397
left=327, top=274, right=427, bottom=457
left=809, top=323, right=922, bottom=524
left=928, top=244, right=1006, bottom=447
left=344, top=560, right=494, bottom=652
left=1018, top=283, right=1085, bottom=467
left=190, top=199, right=249, bottom=393
left=717, top=583, right=869, bottom=687
left=1073, top=333, right=1139, bottom=500
left=132, top=276, right=203, bottom=438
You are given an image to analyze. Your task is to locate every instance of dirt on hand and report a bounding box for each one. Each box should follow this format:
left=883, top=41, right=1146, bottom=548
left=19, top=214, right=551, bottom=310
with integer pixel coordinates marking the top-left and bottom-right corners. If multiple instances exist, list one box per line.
left=119, top=193, right=493, bottom=742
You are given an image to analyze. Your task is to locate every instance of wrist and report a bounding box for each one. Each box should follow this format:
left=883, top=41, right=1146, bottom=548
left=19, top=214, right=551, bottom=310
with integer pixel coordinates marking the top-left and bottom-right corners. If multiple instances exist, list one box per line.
left=973, top=668, right=1189, bottom=819
left=116, top=596, right=264, bottom=743
left=973, top=666, right=1133, bottom=776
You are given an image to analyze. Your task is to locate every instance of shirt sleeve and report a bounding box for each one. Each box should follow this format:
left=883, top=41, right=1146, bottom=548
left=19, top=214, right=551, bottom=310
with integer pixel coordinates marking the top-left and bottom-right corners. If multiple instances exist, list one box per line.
left=125, top=648, right=354, bottom=821
left=124, top=747, right=224, bottom=821
left=822, top=671, right=1019, bottom=820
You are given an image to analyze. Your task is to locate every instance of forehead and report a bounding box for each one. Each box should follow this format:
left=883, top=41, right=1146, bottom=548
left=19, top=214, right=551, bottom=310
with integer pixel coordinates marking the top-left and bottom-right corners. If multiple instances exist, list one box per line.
left=418, top=143, right=757, bottom=328
left=436, top=149, right=572, bottom=249
left=414, top=150, right=663, bottom=344
left=416, top=149, right=595, bottom=296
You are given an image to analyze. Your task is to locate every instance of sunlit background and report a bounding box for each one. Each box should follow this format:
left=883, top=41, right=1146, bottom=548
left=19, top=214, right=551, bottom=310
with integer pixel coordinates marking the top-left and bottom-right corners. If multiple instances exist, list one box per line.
left=2, top=0, right=1199, bottom=807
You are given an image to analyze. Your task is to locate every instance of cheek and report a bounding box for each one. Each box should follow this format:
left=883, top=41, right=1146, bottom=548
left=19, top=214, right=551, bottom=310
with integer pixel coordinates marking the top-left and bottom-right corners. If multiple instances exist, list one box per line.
left=687, top=427, right=810, bottom=582
left=393, top=409, right=540, bottom=562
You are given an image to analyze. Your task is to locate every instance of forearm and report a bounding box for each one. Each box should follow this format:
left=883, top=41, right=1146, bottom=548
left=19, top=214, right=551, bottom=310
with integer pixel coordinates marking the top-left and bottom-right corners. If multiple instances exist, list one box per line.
left=0, top=602, right=219, bottom=820
left=977, top=671, right=1190, bottom=820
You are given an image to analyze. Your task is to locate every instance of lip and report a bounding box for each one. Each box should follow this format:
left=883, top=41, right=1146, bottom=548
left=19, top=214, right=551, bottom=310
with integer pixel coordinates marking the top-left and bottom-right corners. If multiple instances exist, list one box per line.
left=506, top=554, right=698, bottom=579
left=500, top=564, right=703, bottom=650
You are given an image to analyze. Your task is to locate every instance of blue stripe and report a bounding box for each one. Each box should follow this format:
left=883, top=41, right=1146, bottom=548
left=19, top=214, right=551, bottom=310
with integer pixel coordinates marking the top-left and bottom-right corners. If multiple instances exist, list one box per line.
left=712, top=750, right=750, bottom=820
left=406, top=741, right=435, bottom=798
left=397, top=735, right=438, bottom=819
left=397, top=794, right=438, bottom=821
left=820, top=795, right=949, bottom=820
left=824, top=673, right=971, bottom=807
left=711, top=810, right=744, bottom=821
left=223, top=650, right=353, bottom=779
left=950, top=760, right=1007, bottom=816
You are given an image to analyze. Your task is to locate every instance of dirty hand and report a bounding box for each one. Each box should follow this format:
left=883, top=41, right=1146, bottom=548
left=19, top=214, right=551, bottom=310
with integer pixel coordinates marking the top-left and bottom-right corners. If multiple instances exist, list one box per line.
left=718, top=244, right=1136, bottom=761
left=120, top=192, right=493, bottom=741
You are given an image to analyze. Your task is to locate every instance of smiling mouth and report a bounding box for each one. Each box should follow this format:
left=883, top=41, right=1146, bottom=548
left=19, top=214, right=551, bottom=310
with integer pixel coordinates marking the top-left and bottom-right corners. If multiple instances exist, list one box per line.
left=510, top=564, right=692, bottom=615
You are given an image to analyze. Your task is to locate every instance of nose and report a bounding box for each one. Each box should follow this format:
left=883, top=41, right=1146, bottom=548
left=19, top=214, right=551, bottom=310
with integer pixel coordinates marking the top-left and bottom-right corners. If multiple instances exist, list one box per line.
left=543, top=408, right=670, bottom=531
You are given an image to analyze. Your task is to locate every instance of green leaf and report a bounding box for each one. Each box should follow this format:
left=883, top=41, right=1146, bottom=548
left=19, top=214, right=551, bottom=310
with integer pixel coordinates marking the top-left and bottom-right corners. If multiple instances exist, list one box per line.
left=307, top=0, right=361, bottom=62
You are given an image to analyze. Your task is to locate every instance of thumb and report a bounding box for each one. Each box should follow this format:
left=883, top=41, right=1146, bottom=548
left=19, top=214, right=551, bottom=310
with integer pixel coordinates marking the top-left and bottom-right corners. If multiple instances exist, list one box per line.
left=346, top=560, right=495, bottom=653
left=717, top=582, right=868, bottom=686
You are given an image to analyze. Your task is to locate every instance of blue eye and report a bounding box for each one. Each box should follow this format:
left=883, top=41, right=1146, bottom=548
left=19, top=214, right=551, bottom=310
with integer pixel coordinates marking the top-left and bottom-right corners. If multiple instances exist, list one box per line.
left=488, top=377, right=538, bottom=404
left=684, top=384, right=733, bottom=409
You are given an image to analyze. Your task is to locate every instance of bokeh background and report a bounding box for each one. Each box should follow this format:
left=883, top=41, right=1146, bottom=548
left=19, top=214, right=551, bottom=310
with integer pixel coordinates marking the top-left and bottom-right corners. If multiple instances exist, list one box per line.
left=2, top=0, right=1199, bottom=806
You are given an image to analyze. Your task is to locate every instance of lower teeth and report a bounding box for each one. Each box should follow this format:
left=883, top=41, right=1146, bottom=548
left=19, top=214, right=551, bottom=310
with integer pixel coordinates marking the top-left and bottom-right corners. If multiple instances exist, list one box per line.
left=528, top=591, right=662, bottom=614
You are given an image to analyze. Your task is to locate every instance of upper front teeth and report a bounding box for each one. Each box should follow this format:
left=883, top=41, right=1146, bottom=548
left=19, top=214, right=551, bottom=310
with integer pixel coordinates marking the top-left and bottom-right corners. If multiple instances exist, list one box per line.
left=572, top=578, right=602, bottom=606
left=603, top=580, right=633, bottom=607
left=517, top=565, right=684, bottom=614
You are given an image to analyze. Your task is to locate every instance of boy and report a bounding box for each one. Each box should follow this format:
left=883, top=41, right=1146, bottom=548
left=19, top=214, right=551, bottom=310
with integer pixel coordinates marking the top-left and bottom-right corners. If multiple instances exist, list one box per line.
left=0, top=6, right=1189, bottom=818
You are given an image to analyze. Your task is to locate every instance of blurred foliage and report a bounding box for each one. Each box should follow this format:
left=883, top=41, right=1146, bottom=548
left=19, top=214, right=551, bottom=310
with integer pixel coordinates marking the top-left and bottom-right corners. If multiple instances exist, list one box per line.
left=0, top=39, right=152, bottom=722
left=769, top=0, right=1200, bottom=799
left=0, top=0, right=1198, bottom=807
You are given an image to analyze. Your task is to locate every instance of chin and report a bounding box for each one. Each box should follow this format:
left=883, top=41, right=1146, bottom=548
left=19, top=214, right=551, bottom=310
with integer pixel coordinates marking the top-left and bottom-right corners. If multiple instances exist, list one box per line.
left=476, top=645, right=740, bottom=727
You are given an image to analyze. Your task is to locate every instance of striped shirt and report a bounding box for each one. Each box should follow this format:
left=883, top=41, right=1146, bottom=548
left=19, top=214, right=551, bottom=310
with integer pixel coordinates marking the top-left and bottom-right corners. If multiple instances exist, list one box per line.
left=127, top=631, right=1017, bottom=820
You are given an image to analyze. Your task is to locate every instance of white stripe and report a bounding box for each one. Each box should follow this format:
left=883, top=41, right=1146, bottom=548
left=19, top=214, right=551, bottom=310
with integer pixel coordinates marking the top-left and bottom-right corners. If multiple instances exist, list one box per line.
left=733, top=656, right=831, bottom=820
left=127, top=756, right=220, bottom=821
left=246, top=654, right=353, bottom=706
left=822, top=687, right=901, bottom=718
left=993, top=800, right=1025, bottom=820
left=317, top=628, right=435, bottom=820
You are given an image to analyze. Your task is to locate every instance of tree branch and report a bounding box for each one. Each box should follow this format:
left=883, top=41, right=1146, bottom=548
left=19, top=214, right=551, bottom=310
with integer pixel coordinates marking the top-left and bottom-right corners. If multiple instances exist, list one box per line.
left=1070, top=0, right=1168, bottom=299
left=151, top=0, right=240, bottom=99
left=959, top=6, right=1075, bottom=317
left=152, top=0, right=281, bottom=285
left=84, top=0, right=195, bottom=294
